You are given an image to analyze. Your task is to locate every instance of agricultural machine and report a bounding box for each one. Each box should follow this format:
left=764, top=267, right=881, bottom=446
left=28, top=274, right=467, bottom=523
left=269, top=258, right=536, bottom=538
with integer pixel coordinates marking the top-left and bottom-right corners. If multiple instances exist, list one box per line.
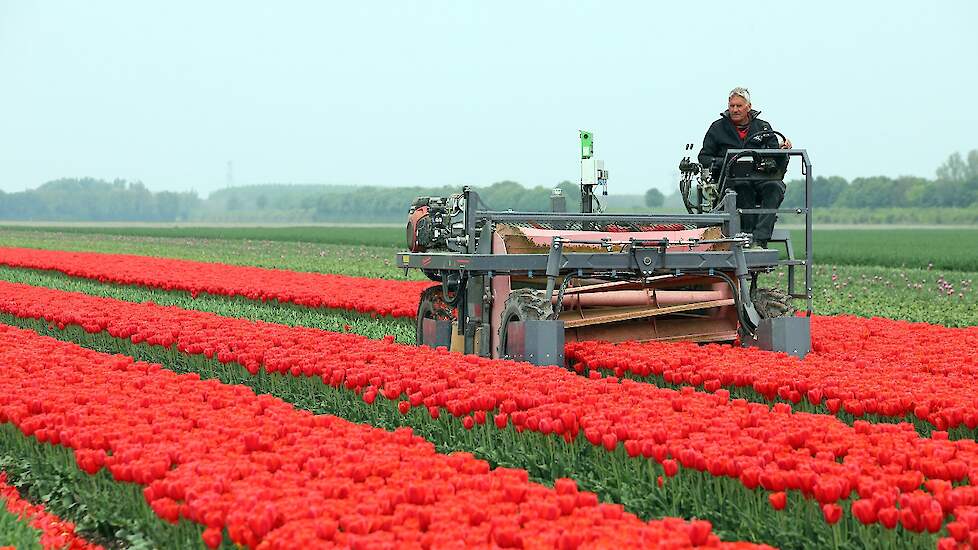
left=397, top=131, right=813, bottom=366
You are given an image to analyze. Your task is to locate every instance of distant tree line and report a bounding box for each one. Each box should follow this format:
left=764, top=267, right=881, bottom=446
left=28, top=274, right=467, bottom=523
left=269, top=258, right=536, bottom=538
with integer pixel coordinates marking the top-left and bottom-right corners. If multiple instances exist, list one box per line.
left=1, top=150, right=974, bottom=222
left=782, top=150, right=978, bottom=209
left=314, top=180, right=585, bottom=221
left=195, top=180, right=584, bottom=223
left=0, top=178, right=200, bottom=222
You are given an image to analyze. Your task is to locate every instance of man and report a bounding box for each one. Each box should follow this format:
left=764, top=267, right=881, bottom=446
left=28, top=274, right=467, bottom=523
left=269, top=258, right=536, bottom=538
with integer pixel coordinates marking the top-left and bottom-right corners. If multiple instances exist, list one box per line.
left=698, top=87, right=792, bottom=248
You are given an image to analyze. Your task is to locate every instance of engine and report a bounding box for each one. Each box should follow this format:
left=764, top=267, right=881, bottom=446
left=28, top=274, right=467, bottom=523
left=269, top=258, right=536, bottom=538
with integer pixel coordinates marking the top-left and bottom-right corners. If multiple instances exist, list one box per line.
left=406, top=194, right=467, bottom=252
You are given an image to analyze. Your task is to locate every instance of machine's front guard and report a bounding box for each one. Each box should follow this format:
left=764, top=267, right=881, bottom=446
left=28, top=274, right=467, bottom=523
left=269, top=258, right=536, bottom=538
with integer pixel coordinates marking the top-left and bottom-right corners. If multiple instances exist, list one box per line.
left=399, top=248, right=781, bottom=273
left=403, top=151, right=814, bottom=364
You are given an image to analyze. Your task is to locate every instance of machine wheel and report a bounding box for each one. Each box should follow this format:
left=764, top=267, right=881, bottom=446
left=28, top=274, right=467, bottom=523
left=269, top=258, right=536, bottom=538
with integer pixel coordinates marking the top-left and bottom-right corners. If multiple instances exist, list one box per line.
left=751, top=287, right=796, bottom=319
left=416, top=285, right=454, bottom=345
left=496, top=288, right=555, bottom=359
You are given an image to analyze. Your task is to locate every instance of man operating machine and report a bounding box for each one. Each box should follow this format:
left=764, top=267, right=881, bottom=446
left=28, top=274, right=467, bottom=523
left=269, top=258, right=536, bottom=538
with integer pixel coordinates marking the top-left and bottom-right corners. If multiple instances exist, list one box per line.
left=697, top=87, right=793, bottom=248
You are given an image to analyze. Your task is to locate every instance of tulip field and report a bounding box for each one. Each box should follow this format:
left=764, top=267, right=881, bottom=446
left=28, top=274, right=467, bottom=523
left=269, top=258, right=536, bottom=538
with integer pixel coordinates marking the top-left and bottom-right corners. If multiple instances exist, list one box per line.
left=0, top=227, right=977, bottom=549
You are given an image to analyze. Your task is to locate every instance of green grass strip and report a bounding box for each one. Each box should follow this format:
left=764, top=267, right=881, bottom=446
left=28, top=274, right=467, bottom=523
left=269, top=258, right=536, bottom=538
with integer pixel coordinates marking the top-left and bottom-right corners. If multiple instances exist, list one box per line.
left=0, top=426, right=229, bottom=550
left=787, top=227, right=978, bottom=272
left=3, top=315, right=942, bottom=550
left=0, top=499, right=43, bottom=550
left=0, top=225, right=405, bottom=248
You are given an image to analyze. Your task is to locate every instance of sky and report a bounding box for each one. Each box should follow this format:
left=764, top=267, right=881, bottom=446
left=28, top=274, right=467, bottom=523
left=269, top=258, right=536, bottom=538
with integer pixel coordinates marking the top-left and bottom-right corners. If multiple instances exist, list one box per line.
left=1, top=1, right=976, bottom=197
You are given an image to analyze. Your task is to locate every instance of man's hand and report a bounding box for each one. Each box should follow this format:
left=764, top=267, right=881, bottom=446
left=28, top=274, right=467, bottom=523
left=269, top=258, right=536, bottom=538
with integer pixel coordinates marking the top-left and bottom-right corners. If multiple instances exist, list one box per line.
left=780, top=137, right=793, bottom=149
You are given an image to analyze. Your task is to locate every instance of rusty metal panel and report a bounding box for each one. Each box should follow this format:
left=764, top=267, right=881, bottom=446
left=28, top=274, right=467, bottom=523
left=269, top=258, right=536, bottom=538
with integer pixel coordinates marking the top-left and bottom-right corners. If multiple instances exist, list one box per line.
left=421, top=318, right=452, bottom=349
left=506, top=320, right=565, bottom=367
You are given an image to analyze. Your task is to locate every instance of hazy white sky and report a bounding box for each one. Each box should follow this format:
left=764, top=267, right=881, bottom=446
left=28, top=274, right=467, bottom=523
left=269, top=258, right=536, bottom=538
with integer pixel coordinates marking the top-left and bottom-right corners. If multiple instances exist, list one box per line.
left=1, top=1, right=976, bottom=196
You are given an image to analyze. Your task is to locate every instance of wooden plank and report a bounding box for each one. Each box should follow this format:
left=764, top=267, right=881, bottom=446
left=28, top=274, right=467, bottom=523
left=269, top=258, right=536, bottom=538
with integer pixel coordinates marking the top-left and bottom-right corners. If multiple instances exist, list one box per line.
left=561, top=298, right=735, bottom=328
left=561, top=274, right=727, bottom=295
left=644, top=331, right=738, bottom=344
left=562, top=280, right=649, bottom=294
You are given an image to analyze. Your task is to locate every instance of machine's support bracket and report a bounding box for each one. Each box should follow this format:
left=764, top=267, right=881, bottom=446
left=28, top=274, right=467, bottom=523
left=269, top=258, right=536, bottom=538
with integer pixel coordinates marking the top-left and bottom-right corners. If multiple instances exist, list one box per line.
left=722, top=191, right=740, bottom=237
left=544, top=237, right=564, bottom=306
left=733, top=240, right=761, bottom=328
left=747, top=316, right=811, bottom=358
left=505, top=320, right=565, bottom=367
left=477, top=221, right=492, bottom=254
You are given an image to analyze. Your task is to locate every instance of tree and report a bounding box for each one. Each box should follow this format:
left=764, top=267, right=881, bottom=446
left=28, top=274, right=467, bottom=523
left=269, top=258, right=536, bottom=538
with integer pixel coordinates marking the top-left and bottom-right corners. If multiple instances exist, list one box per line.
left=935, top=150, right=978, bottom=206
left=644, top=188, right=665, bottom=208
left=783, top=176, right=848, bottom=209
left=936, top=152, right=977, bottom=183
left=834, top=176, right=920, bottom=208
left=0, top=178, right=197, bottom=221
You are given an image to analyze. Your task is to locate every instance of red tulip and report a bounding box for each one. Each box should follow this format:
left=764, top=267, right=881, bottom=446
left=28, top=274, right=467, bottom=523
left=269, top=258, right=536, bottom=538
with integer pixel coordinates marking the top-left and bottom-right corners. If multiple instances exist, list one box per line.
left=946, top=521, right=969, bottom=542
left=201, top=527, right=223, bottom=549
left=821, top=503, right=842, bottom=525
left=851, top=499, right=877, bottom=525
left=686, top=520, right=713, bottom=546
left=494, top=413, right=508, bottom=429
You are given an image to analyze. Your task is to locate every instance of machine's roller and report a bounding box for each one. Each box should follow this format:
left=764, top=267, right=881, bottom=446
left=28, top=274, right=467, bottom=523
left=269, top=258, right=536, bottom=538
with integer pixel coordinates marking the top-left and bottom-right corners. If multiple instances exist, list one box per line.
left=485, top=223, right=790, bottom=356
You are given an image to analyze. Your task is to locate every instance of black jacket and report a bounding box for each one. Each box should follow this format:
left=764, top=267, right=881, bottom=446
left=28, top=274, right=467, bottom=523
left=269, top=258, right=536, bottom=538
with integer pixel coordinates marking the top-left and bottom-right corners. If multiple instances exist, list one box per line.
left=697, top=110, right=782, bottom=179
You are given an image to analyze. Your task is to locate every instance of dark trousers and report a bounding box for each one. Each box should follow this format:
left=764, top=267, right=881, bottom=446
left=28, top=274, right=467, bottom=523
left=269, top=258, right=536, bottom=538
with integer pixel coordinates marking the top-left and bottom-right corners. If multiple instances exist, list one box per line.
left=732, top=180, right=785, bottom=245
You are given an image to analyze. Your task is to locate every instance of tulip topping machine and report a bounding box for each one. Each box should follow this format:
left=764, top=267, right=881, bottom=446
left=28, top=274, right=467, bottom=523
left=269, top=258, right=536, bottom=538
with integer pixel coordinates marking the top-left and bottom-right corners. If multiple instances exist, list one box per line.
left=397, top=131, right=813, bottom=366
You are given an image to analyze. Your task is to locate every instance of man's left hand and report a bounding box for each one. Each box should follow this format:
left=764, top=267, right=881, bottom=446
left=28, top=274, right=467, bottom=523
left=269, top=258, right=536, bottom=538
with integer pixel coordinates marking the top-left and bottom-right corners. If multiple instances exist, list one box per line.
left=781, top=137, right=793, bottom=149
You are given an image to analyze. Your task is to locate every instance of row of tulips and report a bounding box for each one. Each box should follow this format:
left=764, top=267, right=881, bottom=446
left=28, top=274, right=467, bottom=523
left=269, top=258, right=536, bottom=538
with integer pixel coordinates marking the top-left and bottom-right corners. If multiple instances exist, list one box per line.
left=0, top=473, right=103, bottom=550
left=0, top=281, right=967, bottom=547
left=5, top=247, right=978, bottom=437
left=0, top=246, right=428, bottom=318
left=567, top=315, right=978, bottom=437
left=0, top=323, right=759, bottom=550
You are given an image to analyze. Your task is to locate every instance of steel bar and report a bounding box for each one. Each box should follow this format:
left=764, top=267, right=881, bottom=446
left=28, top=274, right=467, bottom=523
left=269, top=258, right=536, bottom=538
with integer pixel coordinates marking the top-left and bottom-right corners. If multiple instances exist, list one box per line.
left=479, top=211, right=730, bottom=226
left=398, top=249, right=779, bottom=272
left=738, top=208, right=810, bottom=215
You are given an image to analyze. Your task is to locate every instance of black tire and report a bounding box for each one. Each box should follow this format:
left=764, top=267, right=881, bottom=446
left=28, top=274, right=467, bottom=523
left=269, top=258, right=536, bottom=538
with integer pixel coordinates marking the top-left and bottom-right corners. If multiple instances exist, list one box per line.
left=751, top=287, right=796, bottom=319
left=416, top=285, right=454, bottom=345
left=496, top=288, right=555, bottom=359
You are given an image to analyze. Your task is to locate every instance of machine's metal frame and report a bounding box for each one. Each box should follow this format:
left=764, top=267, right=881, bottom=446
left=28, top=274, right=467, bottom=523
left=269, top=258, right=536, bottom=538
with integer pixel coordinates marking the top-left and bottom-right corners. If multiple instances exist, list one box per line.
left=397, top=149, right=814, bottom=364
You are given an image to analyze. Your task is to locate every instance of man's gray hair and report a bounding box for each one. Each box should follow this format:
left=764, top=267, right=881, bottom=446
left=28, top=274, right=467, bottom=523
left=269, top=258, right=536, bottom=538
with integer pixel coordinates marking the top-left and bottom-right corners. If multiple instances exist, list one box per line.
left=729, top=87, right=751, bottom=104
